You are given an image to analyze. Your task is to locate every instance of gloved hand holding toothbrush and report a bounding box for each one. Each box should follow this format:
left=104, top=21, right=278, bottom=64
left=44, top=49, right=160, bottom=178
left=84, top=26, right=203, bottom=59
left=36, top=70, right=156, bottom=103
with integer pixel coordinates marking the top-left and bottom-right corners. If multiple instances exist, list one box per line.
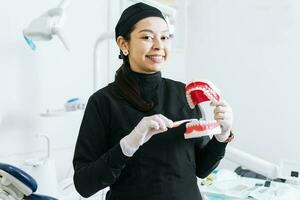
left=120, top=114, right=173, bottom=157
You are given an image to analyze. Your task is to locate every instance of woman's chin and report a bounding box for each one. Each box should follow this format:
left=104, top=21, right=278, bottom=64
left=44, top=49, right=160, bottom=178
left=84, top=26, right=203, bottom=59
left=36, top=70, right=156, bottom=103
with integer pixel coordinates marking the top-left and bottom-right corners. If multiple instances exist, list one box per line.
left=147, top=65, right=164, bottom=73
left=148, top=62, right=166, bottom=72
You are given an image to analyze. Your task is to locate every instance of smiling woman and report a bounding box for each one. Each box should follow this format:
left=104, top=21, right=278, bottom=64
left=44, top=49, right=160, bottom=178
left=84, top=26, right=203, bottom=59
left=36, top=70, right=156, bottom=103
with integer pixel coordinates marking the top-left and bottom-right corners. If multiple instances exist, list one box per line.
left=72, top=2, right=233, bottom=200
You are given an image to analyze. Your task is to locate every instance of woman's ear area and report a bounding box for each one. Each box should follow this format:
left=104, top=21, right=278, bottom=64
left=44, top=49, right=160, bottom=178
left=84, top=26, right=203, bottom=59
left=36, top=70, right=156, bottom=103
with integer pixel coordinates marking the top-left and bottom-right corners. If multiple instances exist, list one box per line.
left=117, top=36, right=129, bottom=52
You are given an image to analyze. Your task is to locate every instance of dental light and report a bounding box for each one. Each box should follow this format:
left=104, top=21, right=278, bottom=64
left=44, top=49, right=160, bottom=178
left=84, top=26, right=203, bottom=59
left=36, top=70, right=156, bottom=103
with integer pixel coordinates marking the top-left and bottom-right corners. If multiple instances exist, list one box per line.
left=23, top=0, right=71, bottom=50
left=23, top=0, right=176, bottom=51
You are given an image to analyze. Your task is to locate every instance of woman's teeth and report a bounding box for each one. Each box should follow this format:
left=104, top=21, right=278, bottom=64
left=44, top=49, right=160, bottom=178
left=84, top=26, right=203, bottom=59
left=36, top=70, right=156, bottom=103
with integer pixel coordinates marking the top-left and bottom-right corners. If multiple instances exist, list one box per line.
left=147, top=55, right=164, bottom=63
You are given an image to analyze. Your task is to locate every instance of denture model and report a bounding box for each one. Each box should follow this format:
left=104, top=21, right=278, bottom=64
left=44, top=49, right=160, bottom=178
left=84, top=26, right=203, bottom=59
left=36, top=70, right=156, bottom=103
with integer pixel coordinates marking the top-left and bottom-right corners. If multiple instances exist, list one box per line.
left=184, top=80, right=222, bottom=139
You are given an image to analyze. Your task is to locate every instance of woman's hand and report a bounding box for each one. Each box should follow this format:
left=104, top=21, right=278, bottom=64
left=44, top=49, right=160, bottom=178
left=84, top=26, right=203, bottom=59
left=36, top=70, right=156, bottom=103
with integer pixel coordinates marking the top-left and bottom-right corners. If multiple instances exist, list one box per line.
left=211, top=100, right=233, bottom=142
left=120, top=114, right=173, bottom=156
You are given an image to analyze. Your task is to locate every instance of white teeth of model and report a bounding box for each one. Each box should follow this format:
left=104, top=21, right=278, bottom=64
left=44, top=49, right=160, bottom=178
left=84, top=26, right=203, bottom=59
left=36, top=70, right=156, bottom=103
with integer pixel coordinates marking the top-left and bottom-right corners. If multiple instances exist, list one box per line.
left=203, top=90, right=210, bottom=97
left=187, top=95, right=195, bottom=108
left=204, top=92, right=213, bottom=101
left=207, top=94, right=213, bottom=101
left=208, top=90, right=216, bottom=99
left=211, top=89, right=217, bottom=95
left=196, top=86, right=203, bottom=91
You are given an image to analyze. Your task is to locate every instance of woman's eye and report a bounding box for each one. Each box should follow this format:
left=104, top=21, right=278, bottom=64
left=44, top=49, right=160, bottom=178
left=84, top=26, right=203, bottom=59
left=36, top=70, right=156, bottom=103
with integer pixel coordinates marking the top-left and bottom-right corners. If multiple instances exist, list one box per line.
left=161, top=35, right=170, bottom=40
left=142, top=36, right=153, bottom=40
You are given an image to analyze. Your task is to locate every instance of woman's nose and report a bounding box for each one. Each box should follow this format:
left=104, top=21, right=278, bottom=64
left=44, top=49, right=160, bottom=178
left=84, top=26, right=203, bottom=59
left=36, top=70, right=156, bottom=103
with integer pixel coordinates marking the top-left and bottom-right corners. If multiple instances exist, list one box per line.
left=152, top=38, right=163, bottom=50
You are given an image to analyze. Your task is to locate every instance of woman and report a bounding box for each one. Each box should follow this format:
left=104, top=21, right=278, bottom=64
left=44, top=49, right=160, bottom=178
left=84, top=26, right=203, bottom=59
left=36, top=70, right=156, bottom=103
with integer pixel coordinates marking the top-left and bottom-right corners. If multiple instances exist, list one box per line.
left=73, top=2, right=233, bottom=200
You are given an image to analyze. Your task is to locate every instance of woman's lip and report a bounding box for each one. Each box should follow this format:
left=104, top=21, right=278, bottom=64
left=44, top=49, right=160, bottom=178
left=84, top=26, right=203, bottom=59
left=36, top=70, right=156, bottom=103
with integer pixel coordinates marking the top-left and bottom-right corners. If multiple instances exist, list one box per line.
left=146, top=55, right=165, bottom=63
left=146, top=55, right=165, bottom=57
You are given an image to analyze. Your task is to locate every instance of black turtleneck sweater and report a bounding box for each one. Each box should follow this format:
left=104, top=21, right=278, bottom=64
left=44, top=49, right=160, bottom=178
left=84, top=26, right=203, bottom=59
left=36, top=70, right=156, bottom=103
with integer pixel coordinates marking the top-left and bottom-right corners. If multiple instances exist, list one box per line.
left=134, top=70, right=160, bottom=103
left=73, top=69, right=227, bottom=200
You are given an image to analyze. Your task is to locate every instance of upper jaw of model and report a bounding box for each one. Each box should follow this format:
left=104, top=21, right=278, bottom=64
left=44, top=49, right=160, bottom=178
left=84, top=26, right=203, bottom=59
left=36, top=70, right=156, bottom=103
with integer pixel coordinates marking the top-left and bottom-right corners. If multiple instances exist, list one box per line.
left=184, top=80, right=222, bottom=139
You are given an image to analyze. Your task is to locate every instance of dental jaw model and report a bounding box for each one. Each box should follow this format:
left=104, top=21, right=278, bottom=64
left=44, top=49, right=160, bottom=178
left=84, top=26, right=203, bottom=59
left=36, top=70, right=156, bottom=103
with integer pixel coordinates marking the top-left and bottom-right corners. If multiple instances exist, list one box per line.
left=184, top=80, right=222, bottom=139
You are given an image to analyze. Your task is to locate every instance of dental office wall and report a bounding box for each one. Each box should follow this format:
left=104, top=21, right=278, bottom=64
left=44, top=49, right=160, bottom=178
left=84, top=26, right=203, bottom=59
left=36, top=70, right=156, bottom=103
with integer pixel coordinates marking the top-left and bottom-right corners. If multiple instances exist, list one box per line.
left=186, top=0, right=300, bottom=168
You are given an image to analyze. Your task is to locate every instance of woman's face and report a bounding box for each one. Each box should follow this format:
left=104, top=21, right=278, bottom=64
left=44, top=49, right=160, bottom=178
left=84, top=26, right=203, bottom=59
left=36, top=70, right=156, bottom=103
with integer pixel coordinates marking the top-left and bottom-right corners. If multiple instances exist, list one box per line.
left=127, top=17, right=171, bottom=74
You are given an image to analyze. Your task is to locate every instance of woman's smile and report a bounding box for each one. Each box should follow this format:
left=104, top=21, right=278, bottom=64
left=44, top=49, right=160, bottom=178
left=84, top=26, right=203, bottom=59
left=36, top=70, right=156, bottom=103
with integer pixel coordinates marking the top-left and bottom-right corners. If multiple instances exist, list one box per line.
left=146, top=55, right=165, bottom=63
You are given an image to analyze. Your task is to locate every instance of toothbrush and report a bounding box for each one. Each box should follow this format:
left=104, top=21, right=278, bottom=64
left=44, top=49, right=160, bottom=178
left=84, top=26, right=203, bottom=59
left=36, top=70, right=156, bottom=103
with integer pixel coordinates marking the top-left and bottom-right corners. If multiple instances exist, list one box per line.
left=172, top=119, right=198, bottom=128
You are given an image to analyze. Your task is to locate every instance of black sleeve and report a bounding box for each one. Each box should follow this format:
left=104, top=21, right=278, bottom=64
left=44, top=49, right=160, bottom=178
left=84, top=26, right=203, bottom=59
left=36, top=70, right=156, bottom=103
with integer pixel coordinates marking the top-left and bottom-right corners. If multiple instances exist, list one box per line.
left=72, top=95, right=129, bottom=198
left=194, top=136, right=227, bottom=178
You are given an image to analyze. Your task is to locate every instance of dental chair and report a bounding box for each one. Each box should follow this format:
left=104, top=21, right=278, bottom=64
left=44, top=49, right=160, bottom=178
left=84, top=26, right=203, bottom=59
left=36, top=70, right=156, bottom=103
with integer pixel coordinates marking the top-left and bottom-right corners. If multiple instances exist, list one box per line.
left=0, top=163, right=58, bottom=200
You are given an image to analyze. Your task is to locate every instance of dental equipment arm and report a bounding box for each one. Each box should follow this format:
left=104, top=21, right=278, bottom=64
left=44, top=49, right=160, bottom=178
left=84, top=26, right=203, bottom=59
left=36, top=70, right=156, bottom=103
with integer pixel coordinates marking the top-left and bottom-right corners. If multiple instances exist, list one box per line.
left=23, top=0, right=71, bottom=50
left=23, top=0, right=176, bottom=51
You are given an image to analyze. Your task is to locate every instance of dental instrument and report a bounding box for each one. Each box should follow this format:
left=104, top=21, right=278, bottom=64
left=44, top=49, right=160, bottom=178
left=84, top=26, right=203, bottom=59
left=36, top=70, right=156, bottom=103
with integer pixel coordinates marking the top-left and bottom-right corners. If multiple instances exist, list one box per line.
left=40, top=98, right=85, bottom=117
left=23, top=0, right=71, bottom=50
left=64, top=98, right=85, bottom=111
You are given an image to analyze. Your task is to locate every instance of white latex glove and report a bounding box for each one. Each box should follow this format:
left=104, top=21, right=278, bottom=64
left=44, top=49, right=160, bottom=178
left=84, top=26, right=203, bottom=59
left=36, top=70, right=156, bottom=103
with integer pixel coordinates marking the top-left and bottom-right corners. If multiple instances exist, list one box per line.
left=211, top=100, right=233, bottom=142
left=120, top=114, right=173, bottom=157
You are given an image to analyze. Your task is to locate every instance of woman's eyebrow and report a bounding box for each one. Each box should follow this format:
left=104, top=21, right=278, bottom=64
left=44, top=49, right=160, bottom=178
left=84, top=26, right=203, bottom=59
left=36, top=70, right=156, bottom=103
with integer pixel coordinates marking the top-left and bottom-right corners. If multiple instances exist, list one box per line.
left=138, top=29, right=169, bottom=33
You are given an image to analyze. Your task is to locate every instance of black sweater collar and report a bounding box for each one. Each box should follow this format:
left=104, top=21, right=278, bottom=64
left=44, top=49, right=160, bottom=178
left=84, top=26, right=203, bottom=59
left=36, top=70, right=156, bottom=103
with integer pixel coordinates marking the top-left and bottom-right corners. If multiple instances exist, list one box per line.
left=126, top=65, right=162, bottom=88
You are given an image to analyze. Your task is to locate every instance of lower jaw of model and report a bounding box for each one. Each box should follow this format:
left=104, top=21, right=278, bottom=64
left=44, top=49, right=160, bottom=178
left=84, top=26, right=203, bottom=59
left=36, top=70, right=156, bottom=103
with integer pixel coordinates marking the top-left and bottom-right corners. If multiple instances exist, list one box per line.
left=184, top=118, right=222, bottom=139
left=184, top=81, right=222, bottom=139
